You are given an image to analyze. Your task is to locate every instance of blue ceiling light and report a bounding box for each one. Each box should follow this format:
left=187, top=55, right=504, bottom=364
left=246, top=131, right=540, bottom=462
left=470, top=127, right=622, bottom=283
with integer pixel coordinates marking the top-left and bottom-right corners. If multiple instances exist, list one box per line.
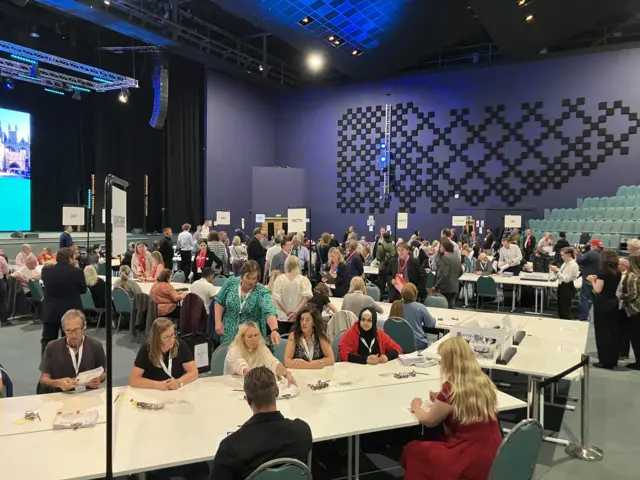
left=70, top=85, right=91, bottom=93
left=10, top=54, right=37, bottom=64
left=44, top=88, right=65, bottom=96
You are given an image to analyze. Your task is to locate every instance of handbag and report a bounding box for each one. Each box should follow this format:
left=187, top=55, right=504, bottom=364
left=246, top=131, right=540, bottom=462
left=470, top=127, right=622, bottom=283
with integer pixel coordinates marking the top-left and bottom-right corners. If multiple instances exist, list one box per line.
left=181, top=332, right=215, bottom=374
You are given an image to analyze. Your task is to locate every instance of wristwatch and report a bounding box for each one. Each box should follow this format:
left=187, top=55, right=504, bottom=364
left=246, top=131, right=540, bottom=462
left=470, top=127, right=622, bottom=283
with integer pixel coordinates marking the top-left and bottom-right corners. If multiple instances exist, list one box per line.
left=272, top=328, right=280, bottom=333
left=179, top=382, right=184, bottom=388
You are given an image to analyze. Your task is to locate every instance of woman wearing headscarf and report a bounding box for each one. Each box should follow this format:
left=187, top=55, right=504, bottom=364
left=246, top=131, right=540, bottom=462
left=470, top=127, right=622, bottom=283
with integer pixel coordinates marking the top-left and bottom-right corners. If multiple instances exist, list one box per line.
left=338, top=307, right=402, bottom=364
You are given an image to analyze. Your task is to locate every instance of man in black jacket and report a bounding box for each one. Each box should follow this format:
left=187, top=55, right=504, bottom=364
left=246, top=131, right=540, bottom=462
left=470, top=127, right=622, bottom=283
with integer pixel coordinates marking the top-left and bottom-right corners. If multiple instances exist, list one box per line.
left=388, top=241, right=427, bottom=302
left=158, top=227, right=174, bottom=270
left=433, top=239, right=463, bottom=309
left=209, top=366, right=312, bottom=480
left=247, top=227, right=267, bottom=279
left=482, top=228, right=495, bottom=255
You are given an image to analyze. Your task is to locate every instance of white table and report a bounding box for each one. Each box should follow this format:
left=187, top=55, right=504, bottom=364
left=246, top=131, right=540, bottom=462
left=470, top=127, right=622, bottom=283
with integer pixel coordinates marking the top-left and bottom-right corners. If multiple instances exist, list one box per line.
left=99, top=276, right=199, bottom=296
left=363, top=265, right=378, bottom=276
left=0, top=362, right=525, bottom=480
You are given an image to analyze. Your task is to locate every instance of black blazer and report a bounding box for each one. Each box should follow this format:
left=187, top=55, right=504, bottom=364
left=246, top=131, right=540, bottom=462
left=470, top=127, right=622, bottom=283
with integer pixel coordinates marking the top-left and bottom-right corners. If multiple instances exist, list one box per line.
left=326, top=262, right=348, bottom=298
left=482, top=233, right=495, bottom=250
left=191, top=250, right=223, bottom=279
left=247, top=237, right=266, bottom=264
left=158, top=236, right=174, bottom=269
left=42, top=262, right=87, bottom=324
left=209, top=411, right=312, bottom=480
left=388, top=256, right=427, bottom=301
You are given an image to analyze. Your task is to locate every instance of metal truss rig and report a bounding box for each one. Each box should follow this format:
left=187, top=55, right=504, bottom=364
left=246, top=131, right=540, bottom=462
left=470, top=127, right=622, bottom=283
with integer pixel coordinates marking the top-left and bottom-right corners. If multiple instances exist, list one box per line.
left=381, top=104, right=392, bottom=201
left=0, top=40, right=138, bottom=92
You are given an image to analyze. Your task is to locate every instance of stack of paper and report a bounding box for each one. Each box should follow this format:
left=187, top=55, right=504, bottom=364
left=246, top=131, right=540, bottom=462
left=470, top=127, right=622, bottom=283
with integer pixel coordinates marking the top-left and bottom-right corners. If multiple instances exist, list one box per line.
left=76, top=367, right=104, bottom=386
left=398, top=352, right=439, bottom=368
left=53, top=410, right=99, bottom=430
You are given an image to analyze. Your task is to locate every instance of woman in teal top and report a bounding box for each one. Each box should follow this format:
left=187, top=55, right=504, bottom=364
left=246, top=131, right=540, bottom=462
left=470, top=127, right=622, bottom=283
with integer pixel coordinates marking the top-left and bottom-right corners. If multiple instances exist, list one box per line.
left=214, top=260, right=281, bottom=345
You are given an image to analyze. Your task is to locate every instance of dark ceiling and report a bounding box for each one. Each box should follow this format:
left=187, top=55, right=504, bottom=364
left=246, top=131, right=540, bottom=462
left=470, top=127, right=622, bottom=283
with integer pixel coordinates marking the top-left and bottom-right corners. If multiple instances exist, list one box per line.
left=2, top=0, right=640, bottom=89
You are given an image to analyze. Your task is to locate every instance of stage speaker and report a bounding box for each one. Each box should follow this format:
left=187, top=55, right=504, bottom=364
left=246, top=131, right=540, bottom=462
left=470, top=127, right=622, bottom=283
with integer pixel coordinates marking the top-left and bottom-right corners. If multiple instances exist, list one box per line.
left=24, top=233, right=40, bottom=239
left=10, top=231, right=23, bottom=239
left=149, top=57, right=169, bottom=129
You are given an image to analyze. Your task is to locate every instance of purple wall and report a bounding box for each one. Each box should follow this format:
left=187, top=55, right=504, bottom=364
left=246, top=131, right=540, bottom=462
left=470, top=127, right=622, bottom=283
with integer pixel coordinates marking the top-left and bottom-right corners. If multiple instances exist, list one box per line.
left=251, top=166, right=306, bottom=219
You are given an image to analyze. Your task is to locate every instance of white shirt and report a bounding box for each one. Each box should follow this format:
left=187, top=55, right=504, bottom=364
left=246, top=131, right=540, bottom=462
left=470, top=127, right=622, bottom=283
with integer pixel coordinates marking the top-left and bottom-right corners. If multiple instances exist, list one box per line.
left=498, top=244, right=523, bottom=268
left=266, top=245, right=281, bottom=264
left=14, top=266, right=35, bottom=292
left=537, top=237, right=552, bottom=248
left=189, top=278, right=217, bottom=314
left=272, top=274, right=313, bottom=322
left=556, top=259, right=580, bottom=284
left=223, top=343, right=280, bottom=376
left=177, top=231, right=195, bottom=251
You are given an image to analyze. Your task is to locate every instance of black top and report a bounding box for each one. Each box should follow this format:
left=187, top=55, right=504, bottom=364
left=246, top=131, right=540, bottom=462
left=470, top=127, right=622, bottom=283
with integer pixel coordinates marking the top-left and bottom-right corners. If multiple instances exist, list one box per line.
left=121, top=250, right=133, bottom=267
left=39, top=336, right=106, bottom=391
left=134, top=339, right=193, bottom=381
left=330, top=263, right=348, bottom=298
left=191, top=249, right=223, bottom=277
left=209, top=411, right=312, bottom=480
left=41, top=262, right=87, bottom=324
left=247, top=237, right=267, bottom=263
left=308, top=294, right=330, bottom=312
left=158, top=236, right=174, bottom=269
left=596, top=270, right=622, bottom=301
left=89, top=278, right=107, bottom=309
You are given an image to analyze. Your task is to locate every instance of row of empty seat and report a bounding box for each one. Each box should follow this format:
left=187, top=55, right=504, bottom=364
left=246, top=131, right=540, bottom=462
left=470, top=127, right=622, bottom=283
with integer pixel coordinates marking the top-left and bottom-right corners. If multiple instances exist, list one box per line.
left=547, top=206, right=640, bottom=221
left=530, top=231, right=620, bottom=249
left=530, top=219, right=639, bottom=236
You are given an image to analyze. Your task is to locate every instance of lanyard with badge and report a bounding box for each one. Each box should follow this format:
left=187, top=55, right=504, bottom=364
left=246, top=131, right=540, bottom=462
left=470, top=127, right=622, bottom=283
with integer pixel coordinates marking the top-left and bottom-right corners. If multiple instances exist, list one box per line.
left=360, top=337, right=376, bottom=354
left=238, top=284, right=253, bottom=315
left=68, top=342, right=85, bottom=392
left=160, top=353, right=173, bottom=379
left=301, top=336, right=315, bottom=361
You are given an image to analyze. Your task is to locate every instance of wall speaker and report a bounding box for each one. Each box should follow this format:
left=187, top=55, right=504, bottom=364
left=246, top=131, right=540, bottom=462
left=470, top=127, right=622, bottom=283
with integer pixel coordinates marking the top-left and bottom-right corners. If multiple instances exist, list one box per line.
left=10, top=231, right=23, bottom=239
left=149, top=57, right=169, bottom=129
left=24, top=233, right=39, bottom=239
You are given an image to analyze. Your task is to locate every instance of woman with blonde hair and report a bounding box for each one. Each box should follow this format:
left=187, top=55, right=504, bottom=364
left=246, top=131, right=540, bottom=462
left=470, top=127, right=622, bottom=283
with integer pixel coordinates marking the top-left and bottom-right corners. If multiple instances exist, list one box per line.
left=344, top=239, right=364, bottom=288
left=149, top=251, right=165, bottom=281
left=113, top=265, right=142, bottom=298
left=131, top=242, right=152, bottom=280
left=322, top=247, right=348, bottom=297
left=272, top=255, right=313, bottom=334
left=401, top=336, right=501, bottom=480
left=129, top=317, right=198, bottom=390
left=83, top=266, right=106, bottom=310
left=230, top=235, right=247, bottom=276
left=341, top=276, right=383, bottom=316
left=224, top=321, right=296, bottom=386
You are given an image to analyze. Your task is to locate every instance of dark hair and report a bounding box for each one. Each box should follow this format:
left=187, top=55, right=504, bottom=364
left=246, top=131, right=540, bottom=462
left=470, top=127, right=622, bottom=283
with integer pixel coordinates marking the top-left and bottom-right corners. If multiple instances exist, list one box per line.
left=559, top=232, right=566, bottom=238
left=244, top=366, right=278, bottom=409
left=200, top=240, right=208, bottom=248
left=441, top=238, right=454, bottom=253
left=253, top=227, right=262, bottom=235
left=382, top=232, right=391, bottom=241
left=560, top=247, right=575, bottom=259
left=92, top=244, right=101, bottom=251
left=396, top=241, right=409, bottom=251
left=291, top=306, right=328, bottom=345
left=313, top=282, right=331, bottom=296
left=201, top=267, right=213, bottom=279
left=157, top=269, right=172, bottom=283
left=57, top=247, right=74, bottom=265
left=240, top=259, right=261, bottom=278
left=208, top=231, right=220, bottom=242
left=600, top=249, right=619, bottom=275
left=283, top=234, right=294, bottom=245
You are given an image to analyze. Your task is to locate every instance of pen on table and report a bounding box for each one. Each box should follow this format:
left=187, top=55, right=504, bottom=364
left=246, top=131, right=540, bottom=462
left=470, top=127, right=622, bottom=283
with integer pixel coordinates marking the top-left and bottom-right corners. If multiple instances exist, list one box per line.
left=113, top=394, right=121, bottom=404
left=414, top=372, right=429, bottom=376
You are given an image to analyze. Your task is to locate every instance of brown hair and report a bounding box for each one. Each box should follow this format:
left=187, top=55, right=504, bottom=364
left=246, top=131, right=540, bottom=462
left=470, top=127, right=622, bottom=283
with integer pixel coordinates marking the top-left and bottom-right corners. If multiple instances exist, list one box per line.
left=240, top=259, right=261, bottom=279
left=396, top=241, right=410, bottom=252
left=148, top=317, right=179, bottom=367
left=442, top=228, right=452, bottom=238
left=441, top=238, right=454, bottom=253
left=156, top=269, right=172, bottom=283
left=313, top=282, right=331, bottom=296
left=401, top=282, right=418, bottom=303
left=56, top=247, right=74, bottom=265
left=600, top=249, right=619, bottom=275
left=244, top=366, right=278, bottom=409
left=390, top=300, right=403, bottom=318
left=560, top=247, right=575, bottom=259
left=208, top=231, right=220, bottom=242
left=182, top=223, right=190, bottom=231
left=319, top=232, right=331, bottom=246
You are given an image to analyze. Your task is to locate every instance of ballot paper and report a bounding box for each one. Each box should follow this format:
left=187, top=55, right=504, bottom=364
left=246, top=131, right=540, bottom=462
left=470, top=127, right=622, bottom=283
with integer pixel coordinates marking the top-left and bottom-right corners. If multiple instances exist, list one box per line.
left=276, top=377, right=300, bottom=399
left=407, top=400, right=432, bottom=414
left=53, top=410, right=99, bottom=430
left=398, top=352, right=439, bottom=368
left=76, top=367, right=104, bottom=386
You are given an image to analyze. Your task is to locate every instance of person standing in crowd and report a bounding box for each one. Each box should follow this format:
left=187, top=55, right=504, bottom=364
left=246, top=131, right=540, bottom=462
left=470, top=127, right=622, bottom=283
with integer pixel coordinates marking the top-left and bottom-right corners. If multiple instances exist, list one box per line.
left=344, top=239, right=364, bottom=288
left=450, top=228, right=458, bottom=243
left=576, top=239, right=604, bottom=321
left=522, top=229, right=536, bottom=261
left=343, top=226, right=355, bottom=246
left=551, top=247, right=580, bottom=320
left=441, top=229, right=461, bottom=261
left=307, top=282, right=339, bottom=315
left=192, top=240, right=222, bottom=282
left=617, top=254, right=640, bottom=370
left=618, top=257, right=631, bottom=361
left=459, top=226, right=470, bottom=245
left=432, top=239, right=463, bottom=309
left=389, top=241, right=426, bottom=302
left=372, top=226, right=387, bottom=258
left=247, top=228, right=267, bottom=280
left=468, top=230, right=479, bottom=257
left=0, top=252, right=11, bottom=327
left=208, top=366, right=312, bottom=480
left=59, top=225, right=74, bottom=249
left=41, top=248, right=87, bottom=353
left=589, top=250, right=622, bottom=369
left=322, top=247, right=348, bottom=298
left=376, top=231, right=397, bottom=299
left=497, top=237, right=523, bottom=275
left=553, top=232, right=570, bottom=264
left=482, top=228, right=494, bottom=255
left=215, top=260, right=280, bottom=345
left=265, top=235, right=282, bottom=282
left=271, top=235, right=294, bottom=274
left=192, top=225, right=203, bottom=252
left=207, top=231, right=229, bottom=276
left=177, top=224, right=194, bottom=276
left=291, top=235, right=310, bottom=276
left=230, top=236, right=248, bottom=277
left=158, top=227, right=174, bottom=271
left=271, top=255, right=313, bottom=334
left=402, top=337, right=501, bottom=480
left=315, top=233, right=332, bottom=277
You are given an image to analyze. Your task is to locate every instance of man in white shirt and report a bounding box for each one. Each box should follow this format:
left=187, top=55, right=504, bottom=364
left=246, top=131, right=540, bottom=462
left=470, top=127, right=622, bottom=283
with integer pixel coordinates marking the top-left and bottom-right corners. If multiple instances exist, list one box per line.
left=189, top=268, right=216, bottom=314
left=192, top=225, right=203, bottom=253
left=13, top=256, right=40, bottom=293
left=265, top=235, right=282, bottom=279
left=291, top=235, right=310, bottom=275
left=177, top=223, right=195, bottom=275
left=498, top=238, right=523, bottom=275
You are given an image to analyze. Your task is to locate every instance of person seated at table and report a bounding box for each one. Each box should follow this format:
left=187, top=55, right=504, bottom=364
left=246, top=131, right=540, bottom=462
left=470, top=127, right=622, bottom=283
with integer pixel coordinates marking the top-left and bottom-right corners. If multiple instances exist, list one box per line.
left=224, top=321, right=297, bottom=385
left=389, top=283, right=435, bottom=350
left=338, top=307, right=402, bottom=364
left=192, top=239, right=223, bottom=282
left=132, top=242, right=153, bottom=280
left=341, top=276, right=383, bottom=316
left=473, top=252, right=493, bottom=275
left=537, top=232, right=553, bottom=249
left=401, top=336, right=501, bottom=480
left=360, top=246, right=373, bottom=266
left=322, top=247, right=348, bottom=297
left=121, top=242, right=135, bottom=267
left=37, top=247, right=56, bottom=265
left=307, top=282, right=338, bottom=314
left=190, top=267, right=216, bottom=314
left=88, top=244, right=101, bottom=266
left=113, top=265, right=142, bottom=298
left=12, top=256, right=41, bottom=293
left=148, top=251, right=165, bottom=281
left=272, top=255, right=313, bottom=334
left=283, top=306, right=334, bottom=369
left=150, top=269, right=188, bottom=319
left=129, top=317, right=198, bottom=390
left=209, top=366, right=312, bottom=480
left=497, top=237, right=522, bottom=275
left=15, top=243, right=36, bottom=268
left=39, top=310, right=106, bottom=392
left=84, top=266, right=106, bottom=310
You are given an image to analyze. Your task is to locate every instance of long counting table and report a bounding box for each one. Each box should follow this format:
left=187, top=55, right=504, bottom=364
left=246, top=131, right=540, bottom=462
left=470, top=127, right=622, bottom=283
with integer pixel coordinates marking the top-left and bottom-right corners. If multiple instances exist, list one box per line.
left=0, top=362, right=525, bottom=480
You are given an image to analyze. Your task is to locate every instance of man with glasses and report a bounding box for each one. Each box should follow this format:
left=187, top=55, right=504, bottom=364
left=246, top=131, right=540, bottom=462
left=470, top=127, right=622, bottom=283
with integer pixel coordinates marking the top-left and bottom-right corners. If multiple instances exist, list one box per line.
left=39, top=310, right=106, bottom=393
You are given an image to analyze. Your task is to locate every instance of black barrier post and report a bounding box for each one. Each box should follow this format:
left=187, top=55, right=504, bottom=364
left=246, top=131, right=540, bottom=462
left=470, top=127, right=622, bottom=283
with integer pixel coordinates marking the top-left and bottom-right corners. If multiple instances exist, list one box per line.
left=104, top=174, right=129, bottom=480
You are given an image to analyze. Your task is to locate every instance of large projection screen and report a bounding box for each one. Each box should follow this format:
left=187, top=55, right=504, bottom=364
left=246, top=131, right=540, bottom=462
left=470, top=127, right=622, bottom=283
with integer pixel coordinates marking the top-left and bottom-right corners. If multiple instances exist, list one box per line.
left=0, top=107, right=31, bottom=231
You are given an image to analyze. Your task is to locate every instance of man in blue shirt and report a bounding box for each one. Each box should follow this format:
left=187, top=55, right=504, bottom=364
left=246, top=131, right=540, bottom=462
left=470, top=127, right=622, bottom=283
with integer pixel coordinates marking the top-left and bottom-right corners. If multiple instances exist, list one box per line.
left=59, top=226, right=74, bottom=249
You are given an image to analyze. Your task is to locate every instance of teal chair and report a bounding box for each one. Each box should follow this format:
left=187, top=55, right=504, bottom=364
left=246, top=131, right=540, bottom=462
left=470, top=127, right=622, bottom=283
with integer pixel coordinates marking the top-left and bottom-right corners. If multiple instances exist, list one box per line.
left=332, top=331, right=346, bottom=362
left=366, top=284, right=381, bottom=301
left=383, top=317, right=416, bottom=354
left=112, top=288, right=133, bottom=334
left=97, top=263, right=107, bottom=276
left=246, top=458, right=311, bottom=480
left=616, top=185, right=629, bottom=197
left=81, top=291, right=105, bottom=328
left=623, top=207, right=634, bottom=220
left=273, top=339, right=288, bottom=363
left=425, top=295, right=448, bottom=309
left=549, top=208, right=559, bottom=219
left=210, top=343, right=229, bottom=376
left=425, top=272, right=436, bottom=289
left=213, top=276, right=227, bottom=287
left=624, top=196, right=636, bottom=207
left=172, top=270, right=186, bottom=283
left=476, top=276, right=500, bottom=311
left=28, top=279, right=44, bottom=319
left=489, top=419, right=543, bottom=480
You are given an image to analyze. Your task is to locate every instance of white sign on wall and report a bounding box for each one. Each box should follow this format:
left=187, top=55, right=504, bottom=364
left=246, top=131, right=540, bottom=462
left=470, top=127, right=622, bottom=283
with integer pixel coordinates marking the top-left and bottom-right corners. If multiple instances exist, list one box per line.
left=216, top=210, right=231, bottom=226
left=112, top=187, right=127, bottom=255
left=504, top=215, right=522, bottom=228
left=62, top=206, right=85, bottom=226
left=451, top=216, right=467, bottom=226
left=397, top=212, right=409, bottom=230
left=288, top=208, right=307, bottom=233
left=255, top=214, right=266, bottom=223
left=241, top=218, right=245, bottom=230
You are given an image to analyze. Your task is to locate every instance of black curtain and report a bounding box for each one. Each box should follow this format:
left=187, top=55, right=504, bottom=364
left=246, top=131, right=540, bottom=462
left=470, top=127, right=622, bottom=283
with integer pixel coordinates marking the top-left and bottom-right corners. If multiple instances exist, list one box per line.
left=0, top=54, right=204, bottom=233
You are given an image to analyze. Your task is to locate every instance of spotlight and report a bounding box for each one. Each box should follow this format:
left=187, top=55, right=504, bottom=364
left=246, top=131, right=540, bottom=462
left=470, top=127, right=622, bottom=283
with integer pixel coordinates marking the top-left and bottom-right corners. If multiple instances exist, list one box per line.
left=327, top=35, right=343, bottom=47
left=104, top=0, right=110, bottom=4
left=298, top=16, right=314, bottom=26
left=525, top=14, right=535, bottom=23
left=306, top=53, right=324, bottom=72
left=72, top=90, right=81, bottom=101
left=4, top=78, right=14, bottom=90
left=517, top=0, right=529, bottom=5
left=328, top=35, right=335, bottom=41
left=30, top=63, right=40, bottom=78
left=30, top=26, right=40, bottom=38
left=351, top=48, right=362, bottom=56
left=381, top=143, right=386, bottom=149
left=118, top=88, right=129, bottom=103
left=258, top=64, right=264, bottom=72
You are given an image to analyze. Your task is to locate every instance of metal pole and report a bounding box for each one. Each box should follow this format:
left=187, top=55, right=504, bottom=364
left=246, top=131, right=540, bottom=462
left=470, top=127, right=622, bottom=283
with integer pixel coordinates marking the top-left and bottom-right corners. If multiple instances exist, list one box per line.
left=528, top=376, right=539, bottom=421
left=565, top=355, right=604, bottom=461
left=104, top=175, right=114, bottom=480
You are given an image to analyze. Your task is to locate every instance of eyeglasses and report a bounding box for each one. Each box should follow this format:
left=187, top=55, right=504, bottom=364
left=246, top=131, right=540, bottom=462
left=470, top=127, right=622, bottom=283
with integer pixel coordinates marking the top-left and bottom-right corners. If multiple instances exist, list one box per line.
left=161, top=332, right=175, bottom=342
left=64, top=328, right=83, bottom=335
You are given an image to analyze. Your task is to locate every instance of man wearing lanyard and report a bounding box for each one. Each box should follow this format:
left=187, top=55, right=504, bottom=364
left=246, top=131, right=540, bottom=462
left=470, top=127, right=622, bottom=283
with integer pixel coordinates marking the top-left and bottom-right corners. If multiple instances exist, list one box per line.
left=39, top=310, right=106, bottom=393
left=291, top=236, right=310, bottom=275
left=388, top=242, right=427, bottom=302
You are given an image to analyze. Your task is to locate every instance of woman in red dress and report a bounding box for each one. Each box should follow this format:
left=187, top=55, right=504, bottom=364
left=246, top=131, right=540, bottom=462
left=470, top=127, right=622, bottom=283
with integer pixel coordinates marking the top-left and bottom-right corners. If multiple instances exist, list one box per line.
left=401, top=336, right=502, bottom=480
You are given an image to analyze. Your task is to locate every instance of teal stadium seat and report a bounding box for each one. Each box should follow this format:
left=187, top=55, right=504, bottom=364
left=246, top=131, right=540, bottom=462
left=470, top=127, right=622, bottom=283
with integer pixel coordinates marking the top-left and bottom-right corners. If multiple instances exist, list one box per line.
left=549, top=208, right=559, bottom=220
left=623, top=207, right=634, bottom=220
left=610, top=220, right=622, bottom=234
left=616, top=185, right=629, bottom=197
left=634, top=208, right=640, bottom=220
left=610, top=234, right=621, bottom=249
left=634, top=197, right=640, bottom=208
left=635, top=222, right=640, bottom=235
left=576, top=220, right=586, bottom=233
left=578, top=208, right=587, bottom=220
left=602, top=220, right=613, bottom=234
left=601, top=234, right=612, bottom=249
left=567, top=220, right=577, bottom=232
left=584, top=220, right=595, bottom=233
left=614, top=196, right=626, bottom=207
left=593, top=220, right=604, bottom=233
left=608, top=207, right=620, bottom=219
left=623, top=221, right=634, bottom=235
left=595, top=208, right=606, bottom=219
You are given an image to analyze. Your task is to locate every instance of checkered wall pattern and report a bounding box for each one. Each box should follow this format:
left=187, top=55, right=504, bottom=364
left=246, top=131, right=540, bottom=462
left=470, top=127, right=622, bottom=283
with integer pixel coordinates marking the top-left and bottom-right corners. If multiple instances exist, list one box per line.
left=336, top=98, right=638, bottom=214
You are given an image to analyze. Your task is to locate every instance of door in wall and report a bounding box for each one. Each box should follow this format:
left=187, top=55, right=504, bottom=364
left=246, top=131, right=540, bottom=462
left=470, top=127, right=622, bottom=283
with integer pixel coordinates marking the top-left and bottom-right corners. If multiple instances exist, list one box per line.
left=263, top=218, right=288, bottom=239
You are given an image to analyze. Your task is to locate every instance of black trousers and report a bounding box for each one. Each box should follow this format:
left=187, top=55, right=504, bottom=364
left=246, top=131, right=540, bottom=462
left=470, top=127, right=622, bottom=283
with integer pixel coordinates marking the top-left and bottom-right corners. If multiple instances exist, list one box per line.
left=378, top=270, right=389, bottom=300
left=442, top=292, right=457, bottom=309
left=41, top=322, right=64, bottom=355
left=593, top=299, right=620, bottom=368
left=504, top=264, right=522, bottom=276
left=628, top=313, right=640, bottom=364
left=0, top=278, right=7, bottom=324
left=619, top=309, right=631, bottom=358
left=557, top=282, right=575, bottom=320
left=180, top=250, right=192, bottom=277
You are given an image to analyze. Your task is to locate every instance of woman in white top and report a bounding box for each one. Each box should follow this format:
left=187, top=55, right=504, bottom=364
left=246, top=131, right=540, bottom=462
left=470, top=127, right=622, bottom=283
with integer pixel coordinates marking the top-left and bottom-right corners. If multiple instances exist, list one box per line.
left=272, top=255, right=313, bottom=334
left=224, top=321, right=296, bottom=386
left=551, top=247, right=580, bottom=319
left=341, top=276, right=383, bottom=316
left=229, top=236, right=247, bottom=277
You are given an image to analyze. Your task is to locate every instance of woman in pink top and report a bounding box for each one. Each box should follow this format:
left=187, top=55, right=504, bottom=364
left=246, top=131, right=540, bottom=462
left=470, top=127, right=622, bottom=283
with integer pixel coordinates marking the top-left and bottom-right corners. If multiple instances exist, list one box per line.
left=148, top=251, right=165, bottom=281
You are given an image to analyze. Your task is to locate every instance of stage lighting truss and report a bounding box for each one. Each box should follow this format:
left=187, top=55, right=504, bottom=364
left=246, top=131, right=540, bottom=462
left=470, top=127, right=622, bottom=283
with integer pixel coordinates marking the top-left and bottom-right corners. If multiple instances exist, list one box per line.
left=0, top=40, right=138, bottom=92
left=381, top=103, right=392, bottom=200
